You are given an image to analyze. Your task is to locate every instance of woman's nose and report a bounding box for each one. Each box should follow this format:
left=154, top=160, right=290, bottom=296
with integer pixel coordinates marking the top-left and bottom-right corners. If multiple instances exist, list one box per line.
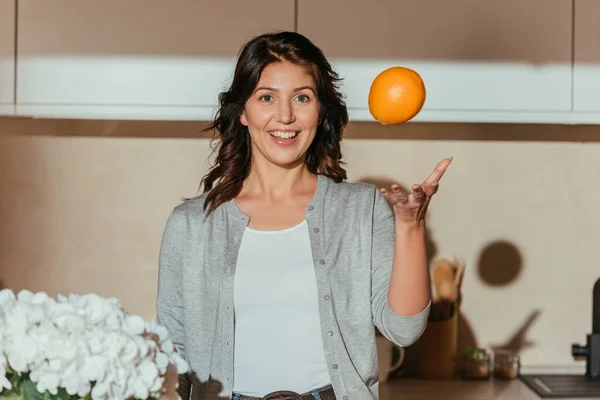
left=275, top=101, right=296, bottom=124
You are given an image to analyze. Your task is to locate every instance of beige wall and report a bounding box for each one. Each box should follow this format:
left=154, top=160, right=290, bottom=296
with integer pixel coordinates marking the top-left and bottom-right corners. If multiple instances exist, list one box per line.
left=0, top=119, right=598, bottom=370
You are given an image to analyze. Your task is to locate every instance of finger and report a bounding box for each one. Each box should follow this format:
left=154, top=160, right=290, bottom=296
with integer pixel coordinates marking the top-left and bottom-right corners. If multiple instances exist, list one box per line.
left=423, top=157, right=453, bottom=186
left=413, top=184, right=426, bottom=202
left=382, top=185, right=409, bottom=204
left=423, top=182, right=439, bottom=197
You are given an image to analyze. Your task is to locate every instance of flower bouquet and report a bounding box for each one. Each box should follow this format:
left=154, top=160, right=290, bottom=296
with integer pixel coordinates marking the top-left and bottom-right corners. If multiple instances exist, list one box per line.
left=0, top=289, right=188, bottom=400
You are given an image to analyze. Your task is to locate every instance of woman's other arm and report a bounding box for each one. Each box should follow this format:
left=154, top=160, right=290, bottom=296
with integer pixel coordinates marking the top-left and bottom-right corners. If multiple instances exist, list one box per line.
left=156, top=210, right=191, bottom=400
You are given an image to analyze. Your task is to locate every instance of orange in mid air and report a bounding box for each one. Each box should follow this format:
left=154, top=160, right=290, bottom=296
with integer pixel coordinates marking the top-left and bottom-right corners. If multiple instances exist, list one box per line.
left=368, top=66, right=426, bottom=125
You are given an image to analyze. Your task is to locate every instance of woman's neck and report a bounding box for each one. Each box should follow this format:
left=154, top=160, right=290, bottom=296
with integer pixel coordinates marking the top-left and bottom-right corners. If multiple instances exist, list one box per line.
left=240, top=162, right=317, bottom=204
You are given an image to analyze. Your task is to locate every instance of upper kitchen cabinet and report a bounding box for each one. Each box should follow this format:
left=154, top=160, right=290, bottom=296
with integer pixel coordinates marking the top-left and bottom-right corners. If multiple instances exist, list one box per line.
left=573, top=0, right=600, bottom=117
left=15, top=0, right=294, bottom=120
left=298, top=0, right=573, bottom=124
left=0, top=0, right=15, bottom=115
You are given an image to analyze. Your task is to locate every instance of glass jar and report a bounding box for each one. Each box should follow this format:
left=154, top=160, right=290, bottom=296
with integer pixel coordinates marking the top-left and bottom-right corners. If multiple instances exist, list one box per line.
left=494, top=350, right=520, bottom=379
left=460, top=348, right=491, bottom=380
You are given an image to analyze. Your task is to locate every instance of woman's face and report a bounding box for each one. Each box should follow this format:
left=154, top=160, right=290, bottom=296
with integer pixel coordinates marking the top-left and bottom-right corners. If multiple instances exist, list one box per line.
left=240, top=60, right=320, bottom=170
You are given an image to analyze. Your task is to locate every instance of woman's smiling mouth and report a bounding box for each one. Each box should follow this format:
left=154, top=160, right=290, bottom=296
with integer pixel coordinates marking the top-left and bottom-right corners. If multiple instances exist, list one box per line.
left=268, top=130, right=300, bottom=145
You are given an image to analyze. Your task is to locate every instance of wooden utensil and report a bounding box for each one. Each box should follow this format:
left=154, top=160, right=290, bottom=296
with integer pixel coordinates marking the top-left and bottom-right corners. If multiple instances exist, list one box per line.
left=438, top=280, right=458, bottom=303
left=452, top=257, right=466, bottom=308
left=432, top=258, right=458, bottom=320
left=432, top=258, right=454, bottom=302
left=454, top=257, right=466, bottom=289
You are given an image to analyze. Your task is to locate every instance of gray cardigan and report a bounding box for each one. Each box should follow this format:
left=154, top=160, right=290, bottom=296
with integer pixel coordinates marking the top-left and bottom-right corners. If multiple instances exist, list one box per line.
left=156, top=174, right=431, bottom=400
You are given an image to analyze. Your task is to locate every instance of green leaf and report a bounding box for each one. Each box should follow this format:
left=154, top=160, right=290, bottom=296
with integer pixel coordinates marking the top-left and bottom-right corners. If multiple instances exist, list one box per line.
left=9, top=373, right=23, bottom=394
left=52, top=388, right=72, bottom=400
left=0, top=391, right=23, bottom=400
left=19, top=380, right=46, bottom=400
left=0, top=378, right=86, bottom=400
left=0, top=383, right=23, bottom=400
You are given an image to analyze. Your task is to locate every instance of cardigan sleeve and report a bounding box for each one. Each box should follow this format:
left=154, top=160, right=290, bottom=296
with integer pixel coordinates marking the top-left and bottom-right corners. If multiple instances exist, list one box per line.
left=370, top=187, right=431, bottom=347
left=156, top=209, right=192, bottom=399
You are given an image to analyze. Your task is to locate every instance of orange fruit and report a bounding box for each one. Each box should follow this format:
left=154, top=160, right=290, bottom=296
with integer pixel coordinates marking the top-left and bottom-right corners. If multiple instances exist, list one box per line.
left=368, top=66, right=426, bottom=125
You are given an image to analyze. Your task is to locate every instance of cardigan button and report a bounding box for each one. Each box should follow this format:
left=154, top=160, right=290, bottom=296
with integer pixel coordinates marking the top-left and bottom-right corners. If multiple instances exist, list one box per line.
left=308, top=206, right=314, bottom=211
left=319, top=260, right=325, bottom=265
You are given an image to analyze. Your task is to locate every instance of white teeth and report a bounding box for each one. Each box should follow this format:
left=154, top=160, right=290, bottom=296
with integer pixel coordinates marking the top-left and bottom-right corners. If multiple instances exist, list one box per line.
left=269, top=131, right=298, bottom=139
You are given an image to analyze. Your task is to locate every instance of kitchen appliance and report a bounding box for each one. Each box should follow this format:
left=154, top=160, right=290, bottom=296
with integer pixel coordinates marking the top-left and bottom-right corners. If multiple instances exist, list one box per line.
left=521, top=277, right=600, bottom=398
left=572, top=276, right=600, bottom=379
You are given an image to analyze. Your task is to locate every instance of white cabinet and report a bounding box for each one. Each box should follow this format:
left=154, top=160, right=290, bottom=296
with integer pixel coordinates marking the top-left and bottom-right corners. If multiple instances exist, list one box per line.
left=15, top=0, right=295, bottom=120
left=12, top=0, right=600, bottom=124
left=0, top=0, right=15, bottom=115
left=573, top=0, right=600, bottom=119
left=298, top=0, right=574, bottom=124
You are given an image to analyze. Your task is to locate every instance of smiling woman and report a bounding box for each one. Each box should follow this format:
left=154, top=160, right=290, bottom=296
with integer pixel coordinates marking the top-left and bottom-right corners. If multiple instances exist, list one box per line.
left=199, top=32, right=348, bottom=219
left=240, top=62, right=321, bottom=178
left=156, top=31, right=451, bottom=400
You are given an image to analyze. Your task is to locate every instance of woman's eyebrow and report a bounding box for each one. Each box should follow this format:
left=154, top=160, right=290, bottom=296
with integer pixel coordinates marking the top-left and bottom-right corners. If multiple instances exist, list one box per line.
left=254, top=86, right=316, bottom=94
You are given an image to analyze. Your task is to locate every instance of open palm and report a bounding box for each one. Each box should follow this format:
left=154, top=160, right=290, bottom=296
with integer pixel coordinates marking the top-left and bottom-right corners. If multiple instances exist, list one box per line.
left=380, top=157, right=453, bottom=225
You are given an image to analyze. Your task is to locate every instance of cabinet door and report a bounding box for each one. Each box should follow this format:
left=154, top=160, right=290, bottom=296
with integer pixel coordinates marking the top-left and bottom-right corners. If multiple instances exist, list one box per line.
left=0, top=0, right=15, bottom=115
left=573, top=0, right=600, bottom=112
left=298, top=0, right=572, bottom=120
left=16, top=0, right=294, bottom=119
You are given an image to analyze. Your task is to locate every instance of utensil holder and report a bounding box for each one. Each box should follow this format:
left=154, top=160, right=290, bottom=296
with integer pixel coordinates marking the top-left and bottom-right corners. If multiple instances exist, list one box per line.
left=418, top=303, right=459, bottom=380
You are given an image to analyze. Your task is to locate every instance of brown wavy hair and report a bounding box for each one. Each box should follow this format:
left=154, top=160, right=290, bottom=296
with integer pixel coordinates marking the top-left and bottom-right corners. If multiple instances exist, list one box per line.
left=199, top=31, right=349, bottom=215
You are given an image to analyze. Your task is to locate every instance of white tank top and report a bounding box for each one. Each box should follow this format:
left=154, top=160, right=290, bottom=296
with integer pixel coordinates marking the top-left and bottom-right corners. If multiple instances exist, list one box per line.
left=232, top=220, right=332, bottom=396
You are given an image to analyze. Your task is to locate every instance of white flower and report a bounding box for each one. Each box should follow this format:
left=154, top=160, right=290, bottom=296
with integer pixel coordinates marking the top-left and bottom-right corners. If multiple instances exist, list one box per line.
left=30, top=363, right=61, bottom=395
left=170, top=352, right=189, bottom=376
left=0, top=289, right=190, bottom=399
left=0, top=353, right=12, bottom=391
left=123, top=315, right=146, bottom=336
left=0, top=376, right=10, bottom=392
left=5, top=334, right=38, bottom=372
left=60, top=359, right=91, bottom=397
left=145, top=320, right=169, bottom=342
left=155, top=352, right=169, bottom=374
left=80, top=355, right=108, bottom=383
left=0, top=289, right=16, bottom=308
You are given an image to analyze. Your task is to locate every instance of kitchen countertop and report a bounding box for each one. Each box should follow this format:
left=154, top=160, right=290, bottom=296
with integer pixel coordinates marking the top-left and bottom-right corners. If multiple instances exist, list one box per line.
left=379, top=378, right=600, bottom=400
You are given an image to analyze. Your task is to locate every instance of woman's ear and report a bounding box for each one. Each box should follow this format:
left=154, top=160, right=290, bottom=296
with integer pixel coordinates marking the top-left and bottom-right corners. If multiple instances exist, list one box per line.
left=240, top=110, right=248, bottom=126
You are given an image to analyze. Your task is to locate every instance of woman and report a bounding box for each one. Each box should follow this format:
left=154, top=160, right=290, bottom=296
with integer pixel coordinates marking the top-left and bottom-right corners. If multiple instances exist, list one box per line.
left=156, top=31, right=452, bottom=400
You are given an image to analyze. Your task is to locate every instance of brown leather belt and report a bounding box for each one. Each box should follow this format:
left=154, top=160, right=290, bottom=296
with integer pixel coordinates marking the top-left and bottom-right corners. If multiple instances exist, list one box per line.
left=235, top=385, right=336, bottom=400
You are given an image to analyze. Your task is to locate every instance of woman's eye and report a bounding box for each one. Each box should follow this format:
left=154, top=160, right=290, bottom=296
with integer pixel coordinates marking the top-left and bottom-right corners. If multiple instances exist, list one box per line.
left=260, top=95, right=273, bottom=102
left=297, top=94, right=309, bottom=102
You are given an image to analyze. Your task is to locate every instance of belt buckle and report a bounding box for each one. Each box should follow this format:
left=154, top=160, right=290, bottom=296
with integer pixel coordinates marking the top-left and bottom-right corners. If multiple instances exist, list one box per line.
left=261, top=390, right=304, bottom=400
